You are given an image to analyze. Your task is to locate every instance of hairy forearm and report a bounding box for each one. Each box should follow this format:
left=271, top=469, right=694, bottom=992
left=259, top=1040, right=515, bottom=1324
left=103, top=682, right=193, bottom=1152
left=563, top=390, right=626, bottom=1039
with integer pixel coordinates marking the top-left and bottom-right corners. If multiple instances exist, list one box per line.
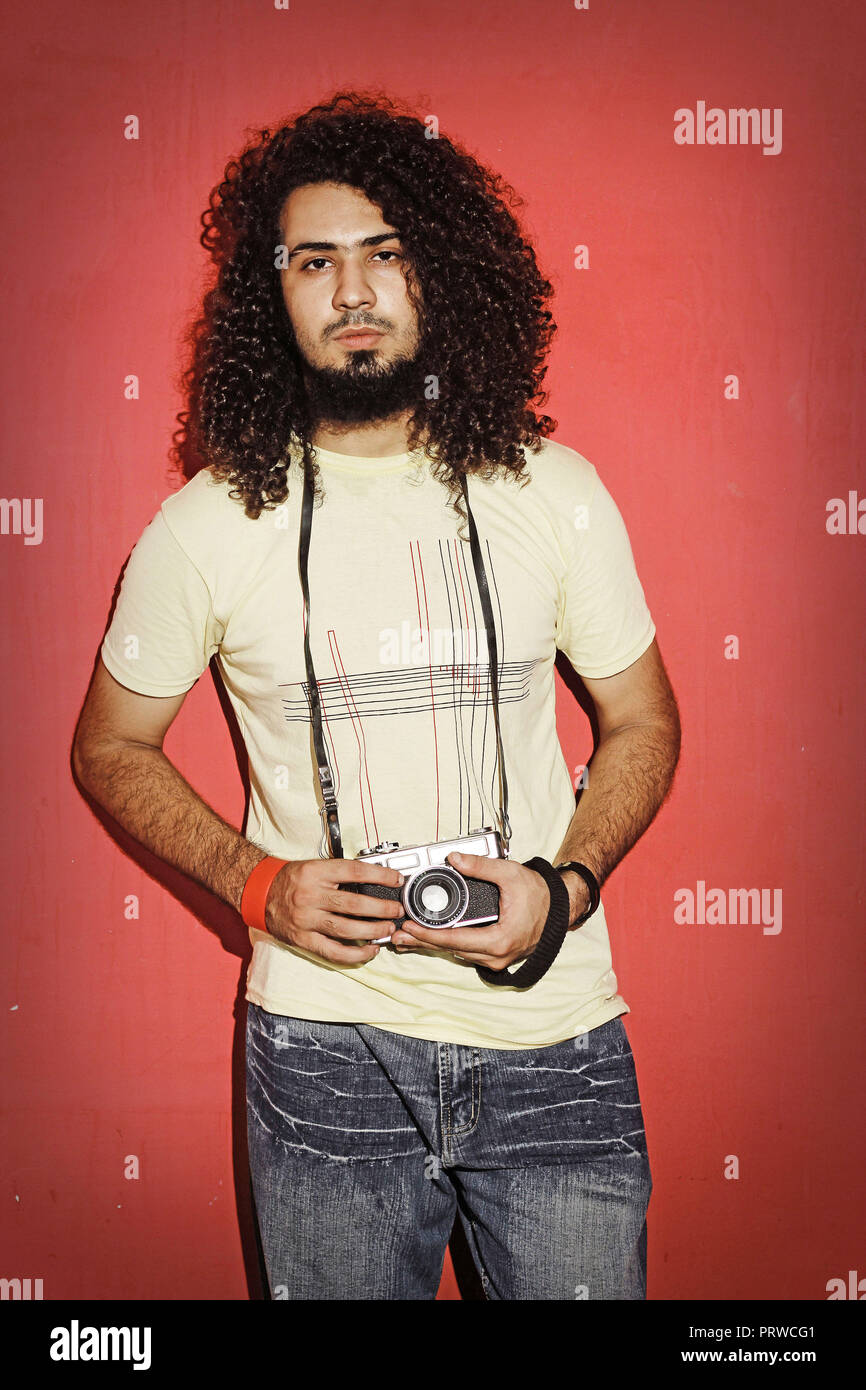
left=74, top=741, right=268, bottom=914
left=555, top=719, right=681, bottom=925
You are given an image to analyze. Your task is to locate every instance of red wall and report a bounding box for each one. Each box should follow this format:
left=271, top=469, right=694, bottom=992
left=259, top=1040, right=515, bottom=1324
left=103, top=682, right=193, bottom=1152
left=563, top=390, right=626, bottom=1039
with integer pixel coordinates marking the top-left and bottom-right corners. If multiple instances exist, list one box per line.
left=2, top=0, right=864, bottom=1301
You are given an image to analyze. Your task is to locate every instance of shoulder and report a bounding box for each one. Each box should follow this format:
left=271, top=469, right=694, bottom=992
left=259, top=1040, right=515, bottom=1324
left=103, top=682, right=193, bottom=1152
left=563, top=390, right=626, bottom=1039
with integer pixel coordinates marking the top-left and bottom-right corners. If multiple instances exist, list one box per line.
left=489, top=438, right=643, bottom=574
left=492, top=436, right=603, bottom=533
left=154, top=467, right=287, bottom=599
left=159, top=466, right=251, bottom=532
left=515, top=436, right=601, bottom=506
left=158, top=466, right=284, bottom=553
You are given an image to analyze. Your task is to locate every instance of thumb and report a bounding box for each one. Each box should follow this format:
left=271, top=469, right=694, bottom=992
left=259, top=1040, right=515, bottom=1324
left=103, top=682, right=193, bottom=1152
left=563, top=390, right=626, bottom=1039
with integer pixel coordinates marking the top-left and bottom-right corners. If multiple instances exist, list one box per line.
left=447, top=850, right=507, bottom=880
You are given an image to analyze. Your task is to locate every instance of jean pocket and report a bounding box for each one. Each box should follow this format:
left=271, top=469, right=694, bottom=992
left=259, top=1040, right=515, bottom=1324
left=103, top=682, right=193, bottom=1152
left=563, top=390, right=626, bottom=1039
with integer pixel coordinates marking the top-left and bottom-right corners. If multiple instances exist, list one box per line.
left=483, top=1016, right=647, bottom=1166
left=245, top=1006, right=421, bottom=1162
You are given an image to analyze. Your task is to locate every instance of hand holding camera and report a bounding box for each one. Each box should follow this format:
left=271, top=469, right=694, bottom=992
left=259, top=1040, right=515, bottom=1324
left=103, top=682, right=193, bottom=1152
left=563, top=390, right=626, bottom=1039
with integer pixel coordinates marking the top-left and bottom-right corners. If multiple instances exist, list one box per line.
left=263, top=857, right=406, bottom=966
left=389, top=849, right=555, bottom=974
left=343, top=826, right=506, bottom=941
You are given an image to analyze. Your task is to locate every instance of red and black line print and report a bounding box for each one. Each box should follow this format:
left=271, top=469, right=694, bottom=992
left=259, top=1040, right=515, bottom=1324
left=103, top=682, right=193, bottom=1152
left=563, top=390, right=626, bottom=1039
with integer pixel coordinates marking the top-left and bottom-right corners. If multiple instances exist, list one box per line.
left=279, top=538, right=536, bottom=838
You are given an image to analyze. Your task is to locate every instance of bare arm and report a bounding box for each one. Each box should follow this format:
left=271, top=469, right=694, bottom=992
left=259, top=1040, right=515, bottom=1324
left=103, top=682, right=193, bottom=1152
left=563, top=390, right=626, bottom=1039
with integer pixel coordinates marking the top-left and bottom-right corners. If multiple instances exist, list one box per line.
left=555, top=638, right=681, bottom=926
left=73, top=657, right=405, bottom=959
left=72, top=658, right=268, bottom=913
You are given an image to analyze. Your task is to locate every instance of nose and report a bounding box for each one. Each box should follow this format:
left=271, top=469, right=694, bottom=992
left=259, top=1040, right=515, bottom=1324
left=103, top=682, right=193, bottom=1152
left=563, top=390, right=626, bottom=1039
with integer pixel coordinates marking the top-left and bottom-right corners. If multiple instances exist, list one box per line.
left=332, top=256, right=375, bottom=314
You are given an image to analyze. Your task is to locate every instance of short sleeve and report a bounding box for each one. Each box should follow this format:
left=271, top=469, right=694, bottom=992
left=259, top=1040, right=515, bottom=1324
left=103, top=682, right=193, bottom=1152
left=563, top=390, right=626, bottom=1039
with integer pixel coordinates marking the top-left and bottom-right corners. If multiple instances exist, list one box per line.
left=556, top=470, right=656, bottom=678
left=100, top=507, right=224, bottom=696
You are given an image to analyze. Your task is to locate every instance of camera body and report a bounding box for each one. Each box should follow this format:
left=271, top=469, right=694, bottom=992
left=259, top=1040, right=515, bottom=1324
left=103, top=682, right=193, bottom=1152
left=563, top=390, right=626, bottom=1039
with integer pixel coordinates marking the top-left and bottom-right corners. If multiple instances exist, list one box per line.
left=344, top=826, right=506, bottom=944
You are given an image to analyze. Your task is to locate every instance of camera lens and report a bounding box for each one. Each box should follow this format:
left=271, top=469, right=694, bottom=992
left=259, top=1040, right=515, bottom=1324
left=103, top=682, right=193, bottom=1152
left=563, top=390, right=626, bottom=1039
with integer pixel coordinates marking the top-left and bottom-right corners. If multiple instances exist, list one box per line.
left=420, top=884, right=450, bottom=913
left=405, top=866, right=469, bottom=928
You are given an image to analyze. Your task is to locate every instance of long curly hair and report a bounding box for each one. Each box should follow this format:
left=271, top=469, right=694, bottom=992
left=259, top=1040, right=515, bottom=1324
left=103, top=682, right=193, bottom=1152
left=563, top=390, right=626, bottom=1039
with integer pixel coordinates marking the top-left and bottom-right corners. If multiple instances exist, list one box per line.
left=174, top=89, right=558, bottom=526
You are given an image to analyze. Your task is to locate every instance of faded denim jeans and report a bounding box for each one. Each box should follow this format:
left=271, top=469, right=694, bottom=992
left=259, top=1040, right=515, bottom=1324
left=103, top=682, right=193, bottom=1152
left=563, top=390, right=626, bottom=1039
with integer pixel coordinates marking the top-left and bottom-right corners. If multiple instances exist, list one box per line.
left=245, top=1003, right=652, bottom=1300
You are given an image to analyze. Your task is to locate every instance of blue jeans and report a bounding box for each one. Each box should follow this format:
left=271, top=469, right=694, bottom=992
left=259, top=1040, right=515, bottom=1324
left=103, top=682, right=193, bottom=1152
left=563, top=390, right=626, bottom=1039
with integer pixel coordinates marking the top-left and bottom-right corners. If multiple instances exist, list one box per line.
left=245, top=1003, right=652, bottom=1300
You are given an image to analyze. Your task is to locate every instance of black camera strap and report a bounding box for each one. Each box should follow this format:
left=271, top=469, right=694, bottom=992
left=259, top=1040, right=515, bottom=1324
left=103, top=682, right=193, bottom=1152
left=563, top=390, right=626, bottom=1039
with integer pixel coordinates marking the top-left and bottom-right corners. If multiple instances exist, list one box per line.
left=474, top=857, right=571, bottom=989
left=299, top=461, right=511, bottom=858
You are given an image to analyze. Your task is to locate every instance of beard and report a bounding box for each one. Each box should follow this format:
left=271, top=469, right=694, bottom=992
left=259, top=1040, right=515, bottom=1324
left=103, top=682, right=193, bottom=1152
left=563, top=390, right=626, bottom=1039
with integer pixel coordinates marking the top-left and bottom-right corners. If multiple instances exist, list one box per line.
left=301, top=339, right=426, bottom=428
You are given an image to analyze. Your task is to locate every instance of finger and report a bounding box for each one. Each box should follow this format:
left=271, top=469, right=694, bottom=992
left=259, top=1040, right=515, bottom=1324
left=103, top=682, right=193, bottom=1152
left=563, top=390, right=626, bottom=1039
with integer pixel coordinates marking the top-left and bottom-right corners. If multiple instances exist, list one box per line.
left=309, top=933, right=386, bottom=965
left=422, top=944, right=511, bottom=970
left=390, top=926, right=441, bottom=952
left=329, top=886, right=405, bottom=920
left=313, top=911, right=400, bottom=944
left=341, top=861, right=405, bottom=884
left=398, top=920, right=505, bottom=952
left=446, top=851, right=509, bottom=881
left=389, top=928, right=457, bottom=955
left=322, top=860, right=406, bottom=890
left=389, top=929, right=421, bottom=947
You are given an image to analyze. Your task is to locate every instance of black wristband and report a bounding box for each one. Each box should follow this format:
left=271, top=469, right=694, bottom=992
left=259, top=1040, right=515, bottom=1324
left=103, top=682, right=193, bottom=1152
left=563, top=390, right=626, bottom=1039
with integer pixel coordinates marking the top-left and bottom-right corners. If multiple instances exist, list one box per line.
left=474, top=857, right=571, bottom=990
left=555, top=860, right=601, bottom=926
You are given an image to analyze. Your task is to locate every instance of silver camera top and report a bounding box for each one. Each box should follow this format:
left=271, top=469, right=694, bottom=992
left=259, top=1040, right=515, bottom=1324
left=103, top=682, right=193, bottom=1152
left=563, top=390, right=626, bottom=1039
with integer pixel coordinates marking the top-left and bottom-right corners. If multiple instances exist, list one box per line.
left=357, top=826, right=505, bottom=869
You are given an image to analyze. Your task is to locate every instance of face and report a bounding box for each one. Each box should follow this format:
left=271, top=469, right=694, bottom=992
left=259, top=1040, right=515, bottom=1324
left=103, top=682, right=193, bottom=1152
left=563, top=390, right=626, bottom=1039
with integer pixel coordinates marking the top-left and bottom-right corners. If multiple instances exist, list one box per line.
left=277, top=181, right=425, bottom=425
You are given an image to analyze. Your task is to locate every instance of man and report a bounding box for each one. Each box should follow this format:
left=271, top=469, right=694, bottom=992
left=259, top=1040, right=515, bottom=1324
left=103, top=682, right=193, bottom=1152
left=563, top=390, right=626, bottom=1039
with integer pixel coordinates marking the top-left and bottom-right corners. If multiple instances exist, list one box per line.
left=73, top=91, right=680, bottom=1301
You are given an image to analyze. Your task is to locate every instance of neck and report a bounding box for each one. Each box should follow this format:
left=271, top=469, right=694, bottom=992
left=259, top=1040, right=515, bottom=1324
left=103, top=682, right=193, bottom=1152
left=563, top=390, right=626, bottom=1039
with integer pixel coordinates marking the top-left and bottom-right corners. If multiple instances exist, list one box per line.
left=310, top=411, right=414, bottom=458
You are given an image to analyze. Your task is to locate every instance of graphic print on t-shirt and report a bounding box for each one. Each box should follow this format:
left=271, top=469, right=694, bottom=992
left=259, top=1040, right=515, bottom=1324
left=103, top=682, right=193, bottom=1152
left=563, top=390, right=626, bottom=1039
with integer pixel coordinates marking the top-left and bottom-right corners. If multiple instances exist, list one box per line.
left=278, top=535, right=538, bottom=849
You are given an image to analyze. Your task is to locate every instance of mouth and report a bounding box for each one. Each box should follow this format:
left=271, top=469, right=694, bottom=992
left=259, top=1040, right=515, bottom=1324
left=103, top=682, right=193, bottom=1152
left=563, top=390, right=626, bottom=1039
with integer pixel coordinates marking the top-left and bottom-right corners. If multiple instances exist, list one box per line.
left=334, top=329, right=384, bottom=349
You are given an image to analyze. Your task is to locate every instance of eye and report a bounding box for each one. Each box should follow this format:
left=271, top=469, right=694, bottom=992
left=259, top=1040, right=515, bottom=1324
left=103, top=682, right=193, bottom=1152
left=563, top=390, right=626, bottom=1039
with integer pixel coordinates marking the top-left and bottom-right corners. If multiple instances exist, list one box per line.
left=299, top=249, right=402, bottom=272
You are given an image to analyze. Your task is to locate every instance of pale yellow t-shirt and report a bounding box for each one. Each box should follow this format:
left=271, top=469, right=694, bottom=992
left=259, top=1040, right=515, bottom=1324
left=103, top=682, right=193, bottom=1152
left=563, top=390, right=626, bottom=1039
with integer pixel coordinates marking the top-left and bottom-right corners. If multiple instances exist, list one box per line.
left=100, top=437, right=656, bottom=1048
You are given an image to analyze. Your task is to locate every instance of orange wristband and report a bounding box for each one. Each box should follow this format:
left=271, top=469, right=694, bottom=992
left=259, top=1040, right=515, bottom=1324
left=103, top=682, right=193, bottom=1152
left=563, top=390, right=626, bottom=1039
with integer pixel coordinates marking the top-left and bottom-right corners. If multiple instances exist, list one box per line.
left=240, top=856, right=289, bottom=934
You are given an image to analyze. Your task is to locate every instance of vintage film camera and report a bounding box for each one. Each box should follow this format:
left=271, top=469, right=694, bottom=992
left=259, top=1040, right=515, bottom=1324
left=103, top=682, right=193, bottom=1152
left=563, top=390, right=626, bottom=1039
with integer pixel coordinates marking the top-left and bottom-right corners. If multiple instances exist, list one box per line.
left=344, top=825, right=507, bottom=944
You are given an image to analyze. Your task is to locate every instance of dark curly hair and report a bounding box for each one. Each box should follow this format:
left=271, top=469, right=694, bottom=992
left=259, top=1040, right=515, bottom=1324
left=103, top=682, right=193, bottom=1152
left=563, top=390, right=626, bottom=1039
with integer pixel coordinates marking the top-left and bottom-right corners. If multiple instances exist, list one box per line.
left=174, top=89, right=558, bottom=526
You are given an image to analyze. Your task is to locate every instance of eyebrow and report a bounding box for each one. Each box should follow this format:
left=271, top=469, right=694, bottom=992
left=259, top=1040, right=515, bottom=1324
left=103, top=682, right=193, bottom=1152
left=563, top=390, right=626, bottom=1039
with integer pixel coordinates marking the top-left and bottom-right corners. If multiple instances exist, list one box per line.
left=286, top=230, right=402, bottom=261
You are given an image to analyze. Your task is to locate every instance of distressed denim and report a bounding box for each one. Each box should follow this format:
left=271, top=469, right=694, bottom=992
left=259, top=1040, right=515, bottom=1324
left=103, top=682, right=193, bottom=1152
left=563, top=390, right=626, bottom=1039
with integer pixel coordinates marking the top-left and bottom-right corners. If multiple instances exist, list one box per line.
left=245, top=1003, right=652, bottom=1300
